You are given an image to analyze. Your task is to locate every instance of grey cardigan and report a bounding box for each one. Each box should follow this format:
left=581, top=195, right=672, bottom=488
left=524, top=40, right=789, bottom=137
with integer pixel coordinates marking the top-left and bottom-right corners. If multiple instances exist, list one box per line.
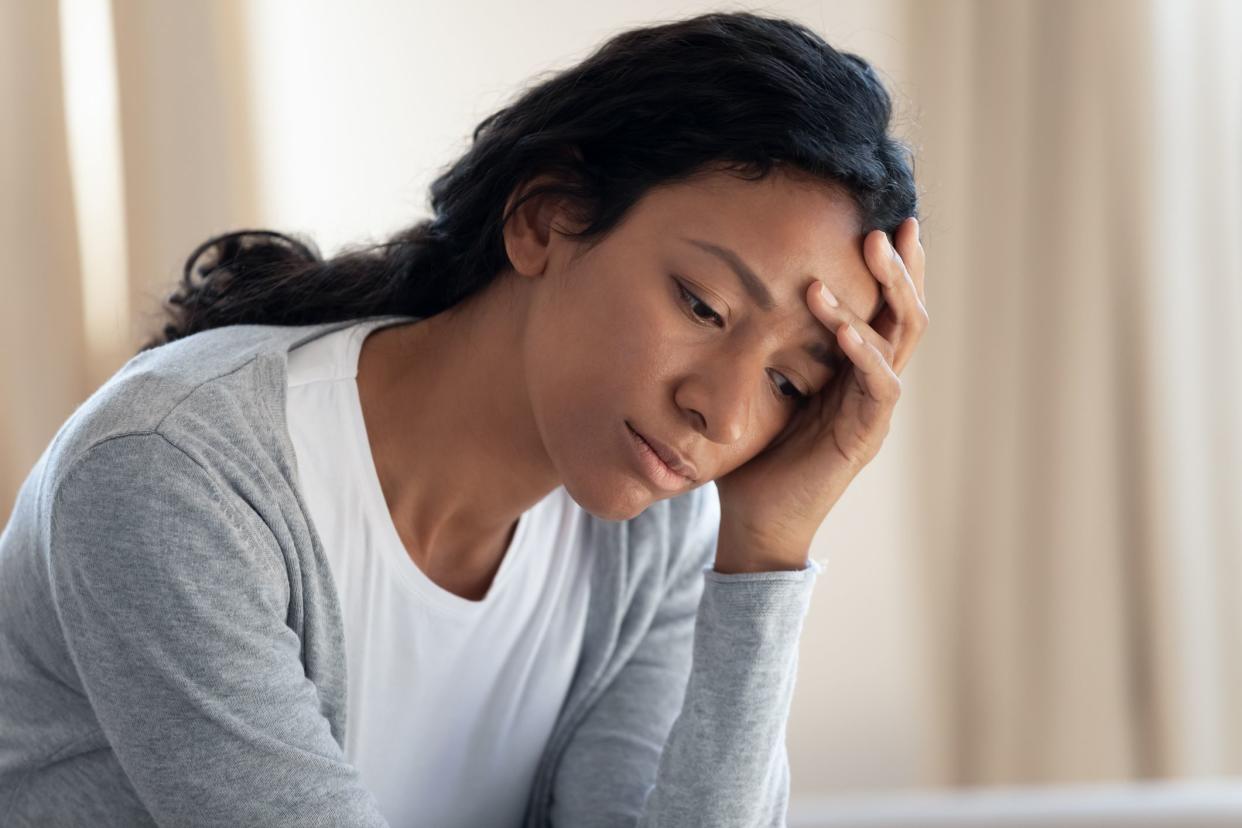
left=0, top=315, right=820, bottom=827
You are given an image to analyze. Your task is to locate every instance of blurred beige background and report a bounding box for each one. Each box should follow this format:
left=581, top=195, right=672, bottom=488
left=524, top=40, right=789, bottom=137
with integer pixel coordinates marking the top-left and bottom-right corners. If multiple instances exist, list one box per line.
left=3, top=0, right=1241, bottom=814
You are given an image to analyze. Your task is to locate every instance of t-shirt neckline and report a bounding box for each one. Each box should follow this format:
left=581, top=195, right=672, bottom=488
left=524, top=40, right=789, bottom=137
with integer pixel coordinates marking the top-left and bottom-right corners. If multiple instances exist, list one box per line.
left=341, top=317, right=533, bottom=616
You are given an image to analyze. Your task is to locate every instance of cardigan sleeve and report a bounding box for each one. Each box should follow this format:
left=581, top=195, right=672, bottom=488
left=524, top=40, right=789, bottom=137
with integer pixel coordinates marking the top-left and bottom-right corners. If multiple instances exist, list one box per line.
left=46, top=433, right=389, bottom=827
left=546, top=483, right=821, bottom=827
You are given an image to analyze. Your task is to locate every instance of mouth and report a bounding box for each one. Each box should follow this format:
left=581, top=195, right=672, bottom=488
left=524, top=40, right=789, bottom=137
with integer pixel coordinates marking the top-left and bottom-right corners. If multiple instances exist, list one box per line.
left=625, top=421, right=695, bottom=491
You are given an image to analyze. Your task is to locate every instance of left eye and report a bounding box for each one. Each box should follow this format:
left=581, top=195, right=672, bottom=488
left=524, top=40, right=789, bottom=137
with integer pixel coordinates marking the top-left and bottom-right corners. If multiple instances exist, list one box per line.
left=675, top=280, right=809, bottom=404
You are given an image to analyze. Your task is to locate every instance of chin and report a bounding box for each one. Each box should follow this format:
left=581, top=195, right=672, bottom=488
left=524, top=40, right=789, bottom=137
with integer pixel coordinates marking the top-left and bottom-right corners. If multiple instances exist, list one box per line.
left=560, top=470, right=661, bottom=523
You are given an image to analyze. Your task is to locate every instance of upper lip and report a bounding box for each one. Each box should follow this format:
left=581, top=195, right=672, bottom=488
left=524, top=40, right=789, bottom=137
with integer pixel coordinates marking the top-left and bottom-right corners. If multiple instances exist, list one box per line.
left=629, top=423, right=699, bottom=482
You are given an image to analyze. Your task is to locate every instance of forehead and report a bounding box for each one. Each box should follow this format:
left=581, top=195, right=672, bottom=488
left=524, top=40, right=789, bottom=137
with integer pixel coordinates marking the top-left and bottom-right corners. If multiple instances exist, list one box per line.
left=634, top=169, right=882, bottom=322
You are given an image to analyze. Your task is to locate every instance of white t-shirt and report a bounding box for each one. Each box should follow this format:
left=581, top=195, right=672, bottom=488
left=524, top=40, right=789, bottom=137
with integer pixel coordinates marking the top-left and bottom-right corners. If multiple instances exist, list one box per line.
left=284, top=317, right=593, bottom=828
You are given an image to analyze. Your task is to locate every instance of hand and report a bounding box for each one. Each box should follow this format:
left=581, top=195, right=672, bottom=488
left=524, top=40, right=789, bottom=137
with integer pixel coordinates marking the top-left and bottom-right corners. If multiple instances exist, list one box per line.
left=713, top=217, right=929, bottom=569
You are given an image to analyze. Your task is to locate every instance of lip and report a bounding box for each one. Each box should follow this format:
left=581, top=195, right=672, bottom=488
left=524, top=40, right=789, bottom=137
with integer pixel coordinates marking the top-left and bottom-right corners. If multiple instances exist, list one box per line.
left=625, top=422, right=697, bottom=490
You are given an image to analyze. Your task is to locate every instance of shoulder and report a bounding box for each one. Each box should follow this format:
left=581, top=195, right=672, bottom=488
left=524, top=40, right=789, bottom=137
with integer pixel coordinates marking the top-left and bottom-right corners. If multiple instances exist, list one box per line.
left=668, top=480, right=721, bottom=535
left=666, top=481, right=721, bottom=580
left=48, top=432, right=283, bottom=581
left=606, top=481, right=721, bottom=589
left=37, top=320, right=361, bottom=503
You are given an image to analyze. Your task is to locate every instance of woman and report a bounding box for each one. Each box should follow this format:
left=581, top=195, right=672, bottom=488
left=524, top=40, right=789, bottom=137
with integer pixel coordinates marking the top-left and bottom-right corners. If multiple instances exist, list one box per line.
left=0, top=10, right=926, bottom=827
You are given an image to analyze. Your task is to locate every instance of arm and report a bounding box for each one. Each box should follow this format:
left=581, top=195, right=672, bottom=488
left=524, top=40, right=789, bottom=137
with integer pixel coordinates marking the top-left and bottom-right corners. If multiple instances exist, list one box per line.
left=547, top=484, right=820, bottom=827
left=47, top=433, right=388, bottom=827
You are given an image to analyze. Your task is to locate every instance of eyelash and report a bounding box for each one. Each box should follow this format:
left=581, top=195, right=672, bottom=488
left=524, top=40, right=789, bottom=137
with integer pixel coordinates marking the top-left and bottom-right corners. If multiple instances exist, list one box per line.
left=675, top=280, right=810, bottom=405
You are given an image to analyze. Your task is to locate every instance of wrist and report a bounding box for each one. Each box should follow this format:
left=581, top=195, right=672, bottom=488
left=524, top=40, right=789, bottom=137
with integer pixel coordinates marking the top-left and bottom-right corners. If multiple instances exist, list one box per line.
left=713, top=526, right=811, bottom=574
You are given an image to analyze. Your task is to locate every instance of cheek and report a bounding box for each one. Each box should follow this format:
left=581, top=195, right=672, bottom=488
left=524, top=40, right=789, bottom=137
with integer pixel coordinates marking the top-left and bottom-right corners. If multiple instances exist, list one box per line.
left=524, top=338, right=663, bottom=520
left=531, top=279, right=656, bottom=402
left=522, top=299, right=627, bottom=454
left=524, top=275, right=787, bottom=485
left=520, top=290, right=678, bottom=517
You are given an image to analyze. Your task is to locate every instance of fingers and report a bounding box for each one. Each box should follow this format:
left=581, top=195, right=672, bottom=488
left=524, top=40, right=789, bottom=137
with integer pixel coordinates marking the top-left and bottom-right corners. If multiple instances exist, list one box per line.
left=806, top=279, right=900, bottom=406
left=807, top=279, right=896, bottom=369
left=835, top=320, right=901, bottom=405
left=862, top=218, right=928, bottom=375
left=893, top=218, right=926, bottom=306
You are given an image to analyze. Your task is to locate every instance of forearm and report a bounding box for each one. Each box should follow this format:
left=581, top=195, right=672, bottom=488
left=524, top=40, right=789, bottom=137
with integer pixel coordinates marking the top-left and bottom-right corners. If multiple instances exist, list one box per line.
left=636, top=557, right=820, bottom=826
left=712, top=521, right=812, bottom=574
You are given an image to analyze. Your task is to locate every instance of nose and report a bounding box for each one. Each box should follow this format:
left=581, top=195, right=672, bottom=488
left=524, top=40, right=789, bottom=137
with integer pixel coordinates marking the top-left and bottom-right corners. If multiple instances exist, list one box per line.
left=675, top=359, right=752, bottom=446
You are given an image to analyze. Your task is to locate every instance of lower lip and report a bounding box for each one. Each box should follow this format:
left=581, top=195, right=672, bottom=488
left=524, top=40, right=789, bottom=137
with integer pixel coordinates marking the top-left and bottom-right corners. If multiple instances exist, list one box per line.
left=626, top=422, right=691, bottom=491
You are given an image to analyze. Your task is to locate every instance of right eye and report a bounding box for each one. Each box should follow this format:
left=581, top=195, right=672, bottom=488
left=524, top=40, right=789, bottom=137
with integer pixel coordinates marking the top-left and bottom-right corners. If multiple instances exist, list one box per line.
left=675, top=280, right=724, bottom=328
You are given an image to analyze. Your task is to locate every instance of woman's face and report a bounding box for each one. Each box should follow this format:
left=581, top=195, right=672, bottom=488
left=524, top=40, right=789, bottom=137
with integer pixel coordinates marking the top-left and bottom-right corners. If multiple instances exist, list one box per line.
left=518, top=167, right=884, bottom=521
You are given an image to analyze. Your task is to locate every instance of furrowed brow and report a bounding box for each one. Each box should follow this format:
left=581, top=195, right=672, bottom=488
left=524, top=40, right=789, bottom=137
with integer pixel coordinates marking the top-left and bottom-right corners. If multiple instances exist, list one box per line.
left=679, top=236, right=839, bottom=369
left=679, top=237, right=775, bottom=312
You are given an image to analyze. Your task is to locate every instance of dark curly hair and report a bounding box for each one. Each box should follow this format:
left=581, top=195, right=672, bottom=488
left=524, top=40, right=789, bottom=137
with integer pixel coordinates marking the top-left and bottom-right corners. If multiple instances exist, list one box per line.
left=137, top=10, right=920, bottom=353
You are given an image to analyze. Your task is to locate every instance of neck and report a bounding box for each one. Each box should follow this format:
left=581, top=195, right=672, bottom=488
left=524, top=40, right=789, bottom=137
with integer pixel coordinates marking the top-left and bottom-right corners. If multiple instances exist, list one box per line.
left=355, top=273, right=560, bottom=582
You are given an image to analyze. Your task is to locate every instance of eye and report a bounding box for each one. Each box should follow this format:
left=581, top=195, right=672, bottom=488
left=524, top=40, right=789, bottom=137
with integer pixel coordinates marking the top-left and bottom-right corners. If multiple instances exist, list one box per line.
left=675, top=281, right=724, bottom=327
left=768, top=369, right=810, bottom=405
left=675, top=278, right=810, bottom=406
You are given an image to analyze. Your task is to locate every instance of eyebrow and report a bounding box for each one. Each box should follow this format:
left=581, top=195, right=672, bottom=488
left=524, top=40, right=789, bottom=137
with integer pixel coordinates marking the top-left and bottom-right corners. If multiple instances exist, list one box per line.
left=678, top=236, right=840, bottom=369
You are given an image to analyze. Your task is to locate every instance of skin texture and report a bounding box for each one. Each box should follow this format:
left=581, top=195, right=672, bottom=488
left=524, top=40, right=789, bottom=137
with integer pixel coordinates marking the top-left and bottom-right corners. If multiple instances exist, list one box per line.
left=356, top=166, right=911, bottom=599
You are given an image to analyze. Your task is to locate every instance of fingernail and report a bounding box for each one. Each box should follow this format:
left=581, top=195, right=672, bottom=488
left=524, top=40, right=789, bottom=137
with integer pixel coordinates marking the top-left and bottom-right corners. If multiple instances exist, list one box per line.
left=846, top=323, right=863, bottom=345
left=819, top=282, right=839, bottom=307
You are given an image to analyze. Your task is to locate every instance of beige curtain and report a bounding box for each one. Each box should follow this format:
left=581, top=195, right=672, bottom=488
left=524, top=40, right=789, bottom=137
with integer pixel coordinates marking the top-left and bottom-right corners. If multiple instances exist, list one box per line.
left=2, top=0, right=1239, bottom=795
left=905, top=0, right=1242, bottom=786
left=0, top=0, right=259, bottom=514
left=0, top=0, right=87, bottom=508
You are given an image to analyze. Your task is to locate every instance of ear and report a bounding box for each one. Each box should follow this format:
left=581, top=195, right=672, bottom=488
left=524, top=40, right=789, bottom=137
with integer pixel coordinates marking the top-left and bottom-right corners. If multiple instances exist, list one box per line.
left=501, top=174, right=582, bottom=279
